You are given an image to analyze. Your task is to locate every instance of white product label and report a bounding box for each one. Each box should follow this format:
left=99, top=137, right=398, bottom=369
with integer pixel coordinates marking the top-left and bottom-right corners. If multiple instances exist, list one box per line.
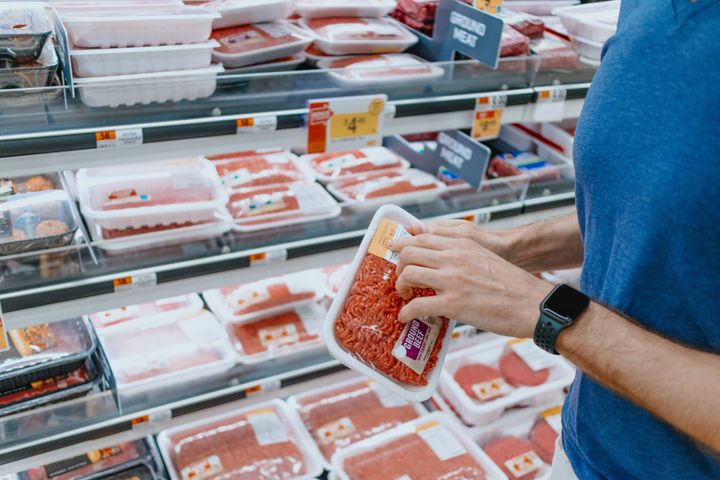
left=155, top=295, right=190, bottom=306
left=316, top=417, right=356, bottom=445
left=258, top=323, right=299, bottom=348
left=96, top=128, right=143, bottom=149
left=172, top=174, right=208, bottom=190
left=392, top=316, right=442, bottom=375
left=230, top=285, right=271, bottom=311
left=504, top=451, right=543, bottom=478
left=180, top=455, right=223, bottom=480
left=236, top=116, right=278, bottom=135
left=132, top=410, right=172, bottom=430
left=178, top=316, right=221, bottom=344
left=470, top=378, right=511, bottom=401
left=510, top=338, right=555, bottom=371
left=247, top=409, right=289, bottom=446
left=417, top=423, right=467, bottom=461
left=369, top=381, right=409, bottom=408
left=246, top=378, right=282, bottom=396
left=368, top=218, right=411, bottom=265
left=533, top=88, right=567, bottom=123
left=113, top=272, right=157, bottom=292
left=104, top=189, right=149, bottom=208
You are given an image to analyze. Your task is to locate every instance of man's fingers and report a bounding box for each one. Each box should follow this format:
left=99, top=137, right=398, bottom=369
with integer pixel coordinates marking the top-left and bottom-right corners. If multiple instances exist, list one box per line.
left=391, top=233, right=451, bottom=252
left=396, top=246, right=441, bottom=275
left=396, top=265, right=444, bottom=300
left=398, top=296, right=447, bottom=323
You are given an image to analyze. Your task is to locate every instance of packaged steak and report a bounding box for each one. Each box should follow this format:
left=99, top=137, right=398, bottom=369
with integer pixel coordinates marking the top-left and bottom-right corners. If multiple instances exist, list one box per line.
left=95, top=310, right=234, bottom=398
left=184, top=0, right=295, bottom=29
left=332, top=412, right=507, bottom=480
left=203, top=270, right=325, bottom=324
left=205, top=150, right=314, bottom=189
left=90, top=294, right=205, bottom=329
left=500, top=9, right=545, bottom=39
left=1, top=174, right=60, bottom=196
left=211, top=21, right=311, bottom=68
left=226, top=303, right=326, bottom=364
left=389, top=9, right=434, bottom=36
left=300, top=146, right=409, bottom=183
left=295, top=0, right=397, bottom=19
left=530, top=34, right=580, bottom=71
left=0, top=190, right=79, bottom=257
left=227, top=182, right=341, bottom=232
left=318, top=53, right=444, bottom=85
left=328, top=168, right=446, bottom=206
left=324, top=205, right=456, bottom=401
left=439, top=337, right=574, bottom=425
left=288, top=377, right=426, bottom=461
left=157, top=399, right=323, bottom=480
left=299, top=17, right=417, bottom=55
left=500, top=25, right=531, bottom=57
left=76, top=158, right=226, bottom=231
left=0, top=318, right=96, bottom=394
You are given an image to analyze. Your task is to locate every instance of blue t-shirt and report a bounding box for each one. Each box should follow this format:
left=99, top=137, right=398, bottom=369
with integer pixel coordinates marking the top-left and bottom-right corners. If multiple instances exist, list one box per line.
left=567, top=1, right=720, bottom=478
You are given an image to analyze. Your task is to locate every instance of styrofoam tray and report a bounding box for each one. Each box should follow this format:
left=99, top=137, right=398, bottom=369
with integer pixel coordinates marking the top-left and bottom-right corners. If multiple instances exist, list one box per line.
left=70, top=40, right=218, bottom=77
left=76, top=158, right=227, bottom=230
left=331, top=412, right=507, bottom=480
left=300, top=146, right=410, bottom=184
left=579, top=55, right=600, bottom=68
left=304, top=43, right=355, bottom=66
left=318, top=53, right=444, bottom=86
left=158, top=399, right=324, bottom=480
left=299, top=17, right=418, bottom=55
left=504, top=0, right=578, bottom=16
left=568, top=33, right=604, bottom=61
left=324, top=205, right=457, bottom=402
left=212, top=21, right=311, bottom=68
left=89, top=294, right=205, bottom=329
left=553, top=1, right=619, bottom=43
left=187, top=0, right=295, bottom=28
left=223, top=52, right=306, bottom=74
left=540, top=120, right=575, bottom=158
left=439, top=338, right=575, bottom=426
left=295, top=0, right=397, bottom=19
left=74, top=64, right=224, bottom=107
left=60, top=6, right=220, bottom=48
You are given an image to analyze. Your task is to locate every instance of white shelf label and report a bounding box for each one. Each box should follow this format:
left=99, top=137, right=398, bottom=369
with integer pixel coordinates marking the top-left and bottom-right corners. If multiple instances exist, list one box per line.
left=246, top=378, right=281, bottom=396
left=533, top=88, right=567, bottom=122
left=236, top=116, right=278, bottom=135
left=249, top=249, right=287, bottom=267
left=96, top=128, right=143, bottom=149
left=131, top=409, right=171, bottom=429
left=307, top=94, right=387, bottom=153
left=113, top=272, right=157, bottom=292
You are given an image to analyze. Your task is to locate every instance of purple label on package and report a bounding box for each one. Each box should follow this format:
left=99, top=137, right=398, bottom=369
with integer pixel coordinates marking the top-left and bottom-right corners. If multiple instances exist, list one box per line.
left=402, top=319, right=428, bottom=360
left=392, top=316, right=442, bottom=375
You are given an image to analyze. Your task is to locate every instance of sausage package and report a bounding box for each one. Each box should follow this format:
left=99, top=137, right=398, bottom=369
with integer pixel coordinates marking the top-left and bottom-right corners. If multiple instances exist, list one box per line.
left=205, top=150, right=315, bottom=189
left=295, top=0, right=397, bottom=19
left=324, top=205, right=456, bottom=402
left=318, top=53, right=444, bottom=85
left=439, top=337, right=574, bottom=425
left=299, top=17, right=418, bottom=55
left=300, top=146, right=410, bottom=183
left=331, top=412, right=507, bottom=480
left=157, top=399, right=324, bottom=480
left=327, top=168, right=446, bottom=207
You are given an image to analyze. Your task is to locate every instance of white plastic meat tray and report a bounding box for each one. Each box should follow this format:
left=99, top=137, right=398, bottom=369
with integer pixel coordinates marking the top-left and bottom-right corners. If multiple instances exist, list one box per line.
left=193, top=0, right=296, bottom=29
left=553, top=1, right=619, bottom=43
left=295, top=0, right=397, bottom=19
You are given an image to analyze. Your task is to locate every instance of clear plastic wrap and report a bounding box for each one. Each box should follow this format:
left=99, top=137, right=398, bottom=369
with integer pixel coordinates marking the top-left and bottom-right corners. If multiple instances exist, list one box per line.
left=299, top=17, right=417, bottom=55
left=185, top=0, right=295, bottom=29
left=0, top=39, right=58, bottom=89
left=500, top=25, right=531, bottom=57
left=318, top=53, right=444, bottom=85
left=206, top=150, right=314, bottom=189
left=295, top=0, right=397, bottom=19
left=157, top=399, right=324, bottom=480
left=1, top=174, right=60, bottom=196
left=552, top=1, right=619, bottom=43
left=211, top=21, right=311, bottom=68
left=300, top=147, right=409, bottom=183
left=323, top=263, right=350, bottom=299
left=489, top=151, right=562, bottom=183
left=288, top=377, right=425, bottom=461
left=327, top=168, right=446, bottom=205
left=0, top=4, right=52, bottom=62
left=531, top=34, right=580, bottom=71
left=483, top=436, right=545, bottom=480
left=224, top=52, right=305, bottom=73
left=90, top=294, right=205, bottom=329
left=500, top=9, right=545, bottom=39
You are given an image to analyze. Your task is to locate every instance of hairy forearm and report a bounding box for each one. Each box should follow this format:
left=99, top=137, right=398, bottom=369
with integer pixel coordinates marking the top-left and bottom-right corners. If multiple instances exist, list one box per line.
left=557, top=303, right=720, bottom=453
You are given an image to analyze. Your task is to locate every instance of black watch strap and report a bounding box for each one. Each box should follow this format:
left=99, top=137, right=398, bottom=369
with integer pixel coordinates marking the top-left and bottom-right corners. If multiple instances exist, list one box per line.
left=534, top=284, right=590, bottom=355
left=534, top=313, right=565, bottom=355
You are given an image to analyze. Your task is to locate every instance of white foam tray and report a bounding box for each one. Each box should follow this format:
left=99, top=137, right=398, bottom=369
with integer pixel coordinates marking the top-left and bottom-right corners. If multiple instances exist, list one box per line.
left=553, top=1, right=619, bottom=43
left=568, top=33, right=604, bottom=61
left=197, top=0, right=295, bottom=28
left=223, top=53, right=306, bottom=74
left=318, top=54, right=445, bottom=86
left=212, top=21, right=311, bottom=68
left=295, top=0, right=397, bottom=19
left=298, top=17, right=417, bottom=56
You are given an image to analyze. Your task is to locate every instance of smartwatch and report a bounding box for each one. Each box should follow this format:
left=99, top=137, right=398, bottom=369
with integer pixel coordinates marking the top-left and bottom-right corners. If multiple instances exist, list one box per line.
left=534, top=284, right=590, bottom=354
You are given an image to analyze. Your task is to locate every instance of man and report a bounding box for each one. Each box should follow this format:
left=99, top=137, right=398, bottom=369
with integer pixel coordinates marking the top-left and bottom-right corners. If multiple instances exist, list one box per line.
left=391, top=1, right=720, bottom=478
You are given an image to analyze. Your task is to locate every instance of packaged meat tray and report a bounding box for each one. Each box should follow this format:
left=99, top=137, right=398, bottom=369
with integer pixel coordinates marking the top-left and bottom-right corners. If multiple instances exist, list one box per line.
left=300, top=146, right=410, bottom=183
left=76, top=158, right=227, bottom=230
left=95, top=310, right=235, bottom=398
left=322, top=263, right=350, bottom=300
left=0, top=40, right=59, bottom=90
left=205, top=150, right=314, bottom=189
left=70, top=40, right=219, bottom=77
left=304, top=43, right=354, bottom=66
left=389, top=9, right=433, bottom=36
left=97, top=463, right=158, bottom=480
left=0, top=190, right=79, bottom=257
left=228, top=182, right=341, bottom=232
left=1, top=174, right=61, bottom=196
left=318, top=54, right=444, bottom=86
left=203, top=270, right=324, bottom=324
left=0, top=318, right=96, bottom=394
left=295, top=0, right=397, bottom=19
left=59, top=6, right=220, bottom=48
left=539, top=120, right=575, bottom=157
left=530, top=34, right=580, bottom=71
left=0, top=4, right=52, bottom=63
left=500, top=9, right=545, bottom=39
left=185, top=0, right=295, bottom=29
left=157, top=399, right=324, bottom=480
left=504, top=1, right=578, bottom=17
left=327, top=169, right=446, bottom=207
left=227, top=303, right=327, bottom=364
left=299, top=17, right=418, bottom=55
left=223, top=52, right=306, bottom=73
left=552, top=1, right=619, bottom=43
left=90, top=294, right=205, bottom=329
left=566, top=33, right=603, bottom=62
left=288, top=377, right=427, bottom=462
left=393, top=0, right=471, bottom=22
left=500, top=25, right=530, bottom=58
left=325, top=205, right=456, bottom=402
left=332, top=412, right=507, bottom=480
left=438, top=337, right=574, bottom=425
left=211, top=21, right=311, bottom=68
left=74, top=64, right=224, bottom=108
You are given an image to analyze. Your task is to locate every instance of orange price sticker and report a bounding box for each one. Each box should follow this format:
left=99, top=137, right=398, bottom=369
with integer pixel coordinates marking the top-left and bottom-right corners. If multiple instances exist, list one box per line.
left=113, top=276, right=132, bottom=289
left=95, top=130, right=116, bottom=142
left=236, top=118, right=254, bottom=128
left=471, top=95, right=507, bottom=141
left=0, top=307, right=8, bottom=352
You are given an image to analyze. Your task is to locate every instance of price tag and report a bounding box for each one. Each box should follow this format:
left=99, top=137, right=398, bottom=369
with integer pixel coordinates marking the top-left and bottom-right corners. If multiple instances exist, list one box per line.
left=96, top=128, right=143, bottom=149
left=474, top=0, right=503, bottom=14
left=246, top=378, right=281, bottom=396
left=113, top=272, right=157, bottom=292
left=0, top=302, right=9, bottom=353
left=307, top=95, right=387, bottom=153
left=236, top=116, right=277, bottom=135
left=533, top=88, right=567, bottom=122
left=471, top=95, right=507, bottom=141
left=131, top=410, right=172, bottom=429
left=249, top=249, right=287, bottom=267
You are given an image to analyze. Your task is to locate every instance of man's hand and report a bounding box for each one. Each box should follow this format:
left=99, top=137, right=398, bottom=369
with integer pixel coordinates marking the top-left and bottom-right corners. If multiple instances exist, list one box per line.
left=391, top=233, right=552, bottom=338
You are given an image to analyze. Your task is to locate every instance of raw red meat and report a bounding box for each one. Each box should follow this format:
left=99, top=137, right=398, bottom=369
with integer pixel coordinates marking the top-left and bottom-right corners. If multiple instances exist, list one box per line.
left=219, top=281, right=315, bottom=317
left=499, top=350, right=550, bottom=387
left=331, top=170, right=440, bottom=201
left=167, top=407, right=307, bottom=480
left=501, top=10, right=545, bottom=39
left=228, top=185, right=299, bottom=222
left=306, top=17, right=408, bottom=42
left=390, top=9, right=434, bottom=35
left=305, top=147, right=405, bottom=179
left=395, top=0, right=440, bottom=21
left=208, top=151, right=307, bottom=189
left=501, top=25, right=531, bottom=57
left=453, top=363, right=510, bottom=402
left=101, top=220, right=211, bottom=239
left=212, top=24, right=300, bottom=54
left=93, top=177, right=216, bottom=212
left=0, top=365, right=90, bottom=408
left=531, top=35, right=580, bottom=71
left=530, top=418, right=557, bottom=464
left=24, top=441, right=146, bottom=480
left=230, top=311, right=319, bottom=356
left=296, top=380, right=419, bottom=459
left=90, top=295, right=200, bottom=329
left=484, top=436, right=542, bottom=480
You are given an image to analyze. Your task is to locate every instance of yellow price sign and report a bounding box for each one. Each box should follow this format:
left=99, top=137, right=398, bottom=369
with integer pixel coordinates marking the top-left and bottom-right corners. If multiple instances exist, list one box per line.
left=329, top=98, right=385, bottom=141
left=472, top=109, right=503, bottom=141
left=474, top=0, right=503, bottom=13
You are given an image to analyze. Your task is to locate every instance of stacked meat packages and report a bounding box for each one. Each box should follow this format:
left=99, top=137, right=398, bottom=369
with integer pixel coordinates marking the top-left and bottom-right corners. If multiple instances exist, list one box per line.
left=553, top=1, right=619, bottom=66
left=56, top=0, right=224, bottom=107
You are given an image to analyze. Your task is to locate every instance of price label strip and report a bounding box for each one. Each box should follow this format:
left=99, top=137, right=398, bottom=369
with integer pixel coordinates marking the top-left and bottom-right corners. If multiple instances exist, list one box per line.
left=474, top=0, right=503, bottom=14
left=96, top=128, right=143, bottom=149
left=113, top=272, right=158, bottom=292
left=533, top=88, right=568, bottom=123
left=236, top=116, right=278, bottom=135
left=307, top=95, right=388, bottom=154
left=471, top=94, right=508, bottom=141
left=249, top=249, right=287, bottom=267
left=131, top=410, right=172, bottom=429
left=245, top=378, right=281, bottom=396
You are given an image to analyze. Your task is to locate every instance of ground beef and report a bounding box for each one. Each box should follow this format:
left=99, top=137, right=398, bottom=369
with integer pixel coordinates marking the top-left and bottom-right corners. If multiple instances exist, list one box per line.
left=501, top=26, right=531, bottom=57
left=228, top=185, right=300, bottom=221
left=219, top=281, right=315, bottom=317
left=453, top=363, right=509, bottom=402
left=95, top=178, right=215, bottom=211
left=499, top=351, right=549, bottom=387
left=332, top=170, right=440, bottom=201
left=230, top=311, right=319, bottom=356
left=305, top=147, right=405, bottom=179
left=530, top=418, right=557, bottom=464
left=209, top=152, right=306, bottom=189
left=212, top=24, right=300, bottom=54
left=501, top=10, right=545, bottom=39
left=335, top=254, right=449, bottom=386
left=484, top=436, right=541, bottom=480
left=101, top=220, right=210, bottom=239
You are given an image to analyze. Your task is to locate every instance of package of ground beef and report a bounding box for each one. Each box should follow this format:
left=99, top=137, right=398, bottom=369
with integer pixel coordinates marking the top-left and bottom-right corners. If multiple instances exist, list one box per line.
left=211, top=21, right=311, bottom=68
left=500, top=25, right=531, bottom=57
left=324, top=205, right=456, bottom=402
left=327, top=168, right=446, bottom=206
left=332, top=412, right=507, bottom=480
left=530, top=34, right=580, bottom=71
left=500, top=9, right=545, bottom=39
left=90, top=294, right=204, bottom=329
left=205, top=150, right=314, bottom=189
left=318, top=53, right=444, bottom=85
left=298, top=17, right=417, bottom=55
left=301, top=147, right=410, bottom=183
left=157, top=399, right=323, bottom=480
left=438, top=337, right=574, bottom=425
left=288, top=377, right=426, bottom=461
left=295, top=0, right=397, bottom=19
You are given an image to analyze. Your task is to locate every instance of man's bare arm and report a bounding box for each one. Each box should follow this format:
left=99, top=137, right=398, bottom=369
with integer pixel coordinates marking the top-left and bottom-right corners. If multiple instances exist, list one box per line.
left=558, top=303, right=720, bottom=453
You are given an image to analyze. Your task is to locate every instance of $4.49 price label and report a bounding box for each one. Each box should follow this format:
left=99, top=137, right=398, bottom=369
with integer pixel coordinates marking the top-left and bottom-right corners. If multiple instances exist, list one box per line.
left=306, top=94, right=388, bottom=154
left=474, top=0, right=503, bottom=14
left=471, top=94, right=508, bottom=141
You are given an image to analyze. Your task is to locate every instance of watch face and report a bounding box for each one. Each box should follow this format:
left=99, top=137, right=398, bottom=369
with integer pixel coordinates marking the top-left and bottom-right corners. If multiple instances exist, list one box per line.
left=544, top=284, right=589, bottom=322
